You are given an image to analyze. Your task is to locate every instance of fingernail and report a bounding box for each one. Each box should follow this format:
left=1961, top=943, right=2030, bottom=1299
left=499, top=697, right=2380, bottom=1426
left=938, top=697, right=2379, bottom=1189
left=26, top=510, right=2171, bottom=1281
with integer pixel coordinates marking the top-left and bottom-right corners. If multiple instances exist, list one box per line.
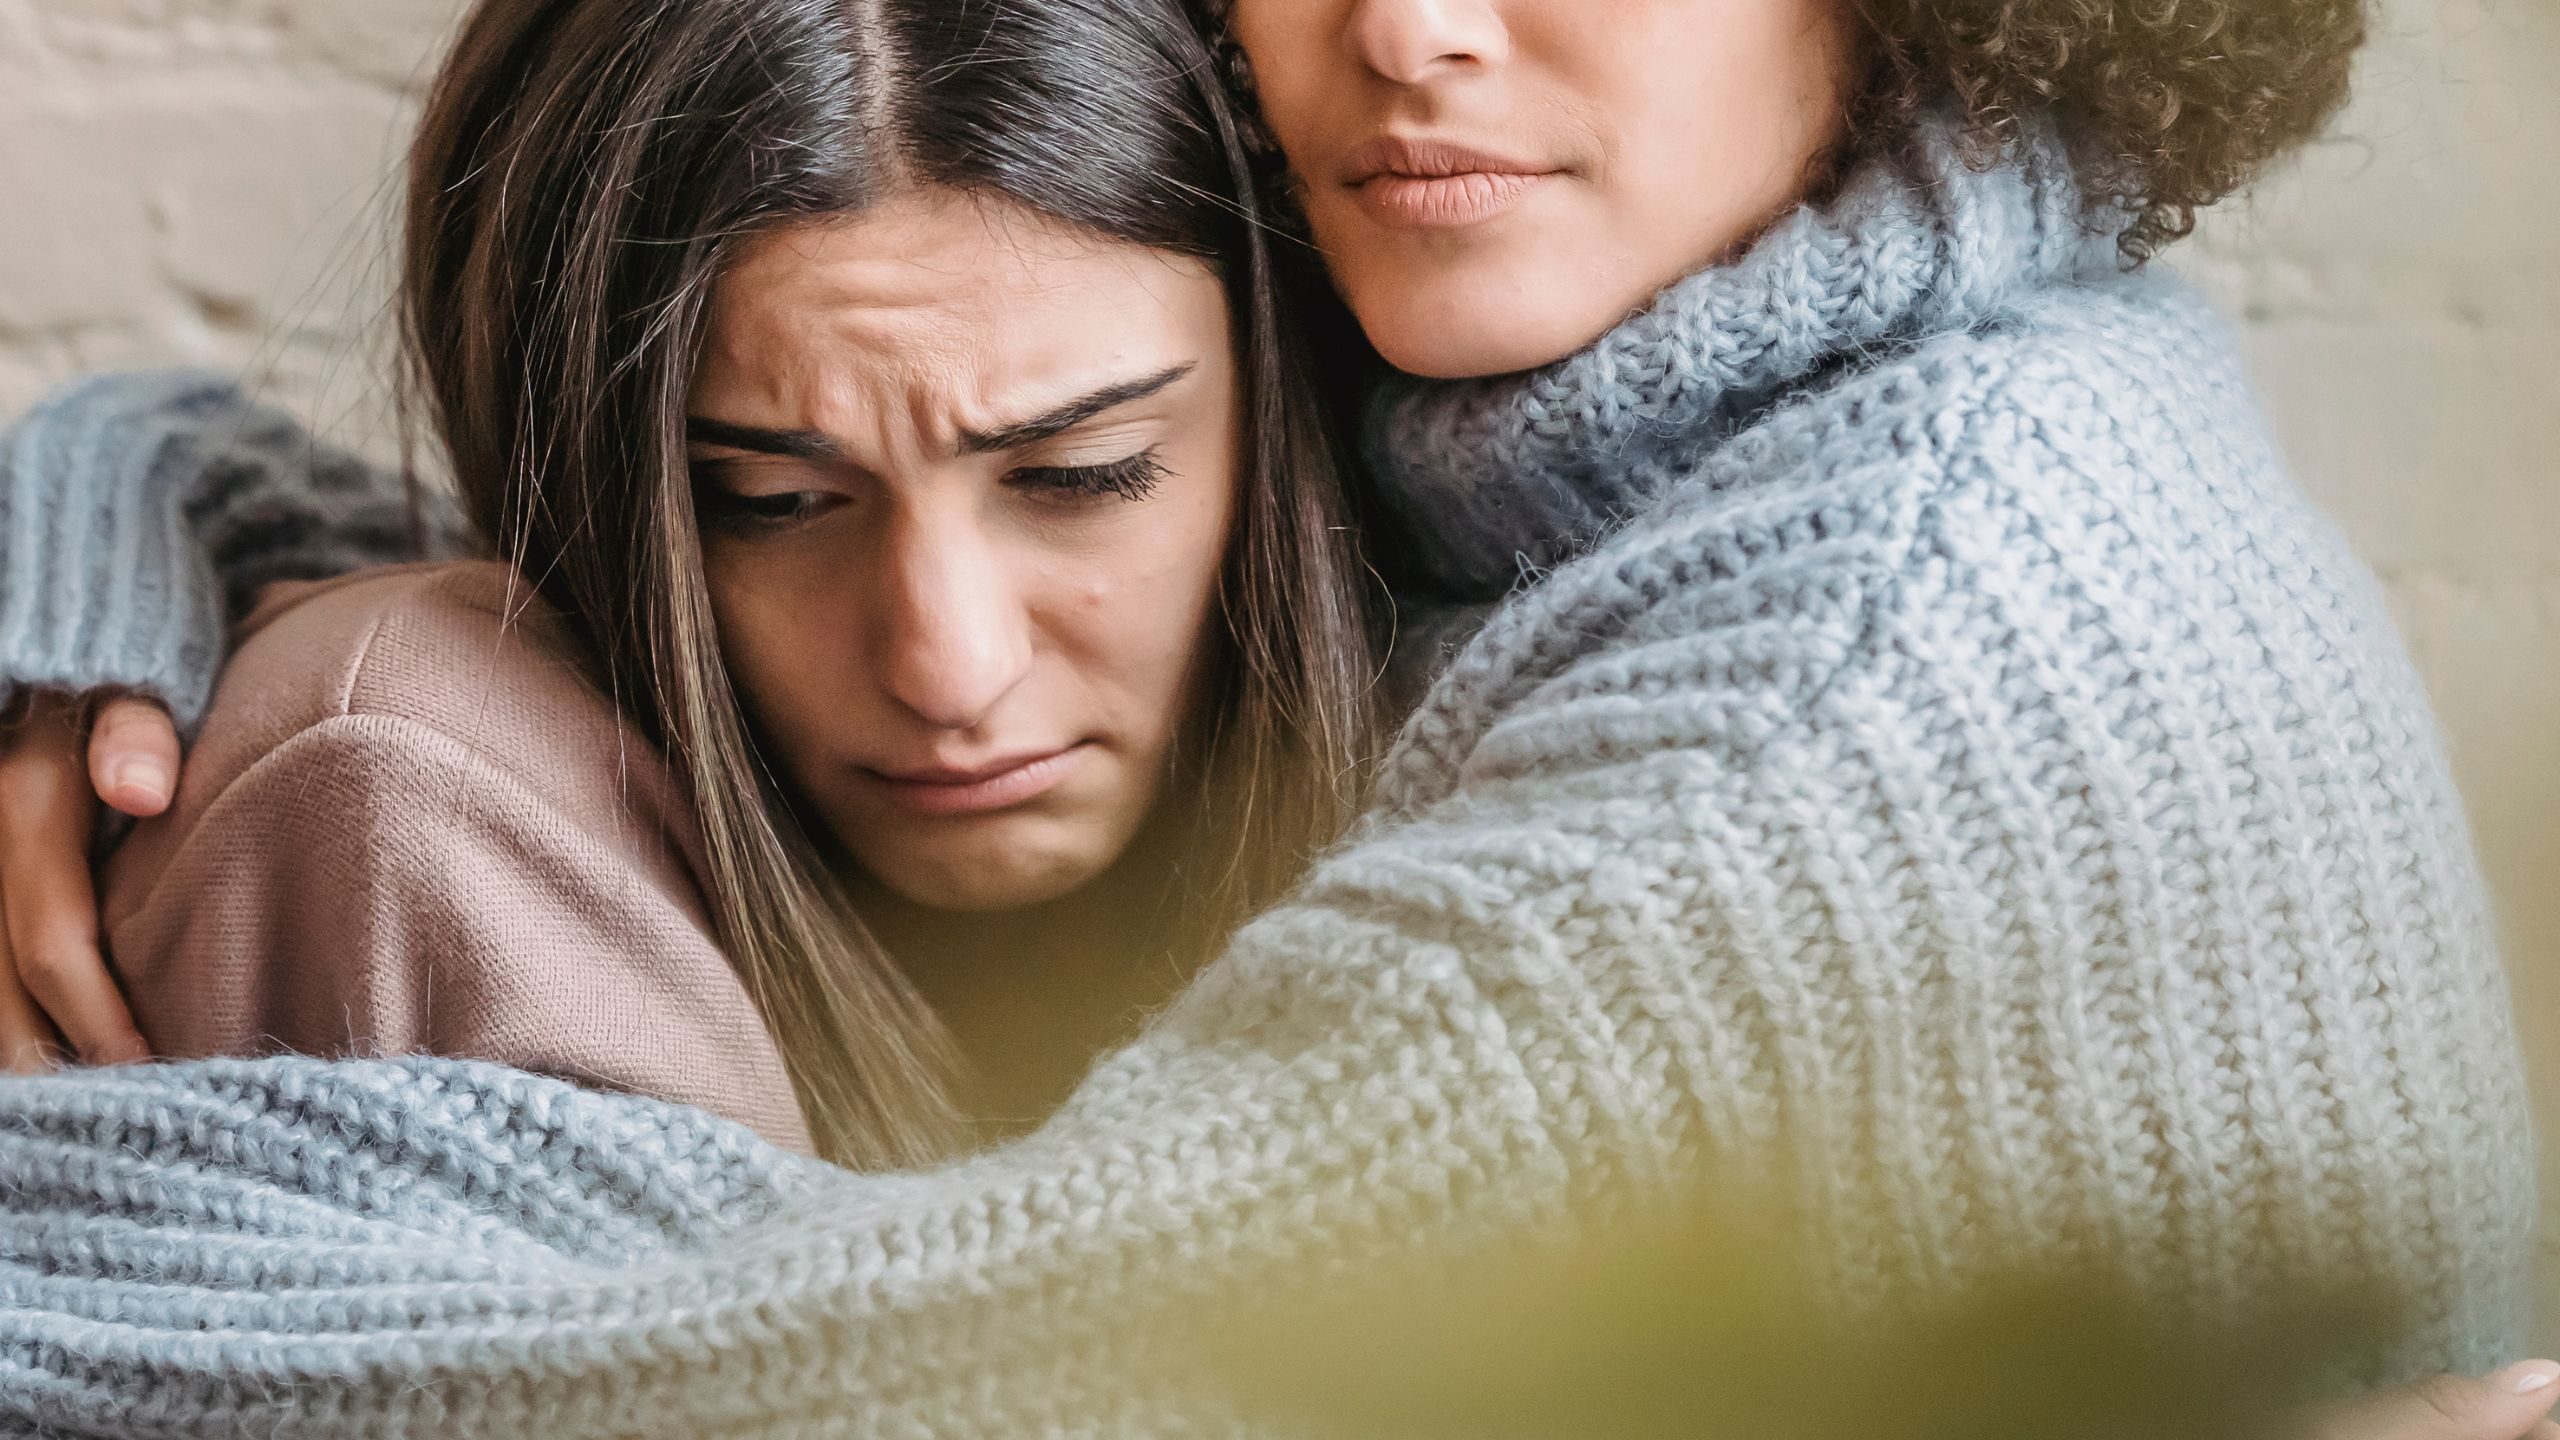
left=2494, top=1360, right=2560, bottom=1393
left=110, top=758, right=170, bottom=802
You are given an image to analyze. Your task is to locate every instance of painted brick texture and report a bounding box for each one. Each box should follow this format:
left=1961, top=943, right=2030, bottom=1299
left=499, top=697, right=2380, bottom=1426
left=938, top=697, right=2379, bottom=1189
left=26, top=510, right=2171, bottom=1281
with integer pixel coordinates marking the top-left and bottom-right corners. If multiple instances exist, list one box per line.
left=4, top=0, right=2557, bottom=1333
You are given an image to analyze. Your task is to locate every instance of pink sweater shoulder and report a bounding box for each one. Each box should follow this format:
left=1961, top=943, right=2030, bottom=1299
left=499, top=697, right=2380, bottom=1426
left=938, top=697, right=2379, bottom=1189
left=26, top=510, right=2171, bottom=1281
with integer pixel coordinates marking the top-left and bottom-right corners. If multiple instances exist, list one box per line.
left=102, top=560, right=813, bottom=1153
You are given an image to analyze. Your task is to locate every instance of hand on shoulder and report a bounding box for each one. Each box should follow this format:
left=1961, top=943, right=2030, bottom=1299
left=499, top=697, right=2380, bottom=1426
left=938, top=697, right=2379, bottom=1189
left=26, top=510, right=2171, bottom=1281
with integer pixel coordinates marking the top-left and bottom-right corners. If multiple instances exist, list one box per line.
left=0, top=689, right=176, bottom=1068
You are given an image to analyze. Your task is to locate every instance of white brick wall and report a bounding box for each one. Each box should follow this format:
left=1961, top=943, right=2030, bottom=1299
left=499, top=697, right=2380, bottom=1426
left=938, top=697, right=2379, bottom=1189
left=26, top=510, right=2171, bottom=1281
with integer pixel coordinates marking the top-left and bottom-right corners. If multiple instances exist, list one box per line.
left=0, top=0, right=459, bottom=442
left=5, top=0, right=2557, bottom=1335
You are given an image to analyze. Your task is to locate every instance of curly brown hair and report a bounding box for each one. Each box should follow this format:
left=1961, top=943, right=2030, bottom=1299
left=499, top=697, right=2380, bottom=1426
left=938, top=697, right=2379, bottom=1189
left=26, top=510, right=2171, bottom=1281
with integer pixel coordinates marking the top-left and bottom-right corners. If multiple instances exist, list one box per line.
left=1849, top=0, right=2369, bottom=259
left=1197, top=0, right=2367, bottom=265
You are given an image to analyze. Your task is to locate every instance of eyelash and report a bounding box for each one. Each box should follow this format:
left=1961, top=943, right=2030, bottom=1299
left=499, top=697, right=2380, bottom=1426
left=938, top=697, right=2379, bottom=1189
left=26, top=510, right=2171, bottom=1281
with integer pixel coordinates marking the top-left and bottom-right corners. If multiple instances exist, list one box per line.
left=1010, top=447, right=1167, bottom=502
left=691, top=447, right=1168, bottom=535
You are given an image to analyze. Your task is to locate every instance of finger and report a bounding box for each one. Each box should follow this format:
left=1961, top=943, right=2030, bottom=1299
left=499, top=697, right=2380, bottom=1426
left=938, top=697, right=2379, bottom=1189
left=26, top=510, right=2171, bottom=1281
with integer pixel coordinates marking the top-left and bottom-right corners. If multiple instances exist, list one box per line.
left=86, top=694, right=180, bottom=818
left=2480, top=1364, right=2560, bottom=1432
left=0, top=901, right=67, bottom=1074
left=2390, top=1366, right=2560, bottom=1440
left=0, top=712, right=149, bottom=1064
left=2, top=864, right=149, bottom=1065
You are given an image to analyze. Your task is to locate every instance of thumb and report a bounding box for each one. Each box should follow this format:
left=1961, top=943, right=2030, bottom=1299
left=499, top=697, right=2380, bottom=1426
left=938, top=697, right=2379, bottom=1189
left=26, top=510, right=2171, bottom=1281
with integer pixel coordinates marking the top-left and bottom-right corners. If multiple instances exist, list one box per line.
left=2317, top=1364, right=2560, bottom=1440
left=86, top=694, right=181, bottom=818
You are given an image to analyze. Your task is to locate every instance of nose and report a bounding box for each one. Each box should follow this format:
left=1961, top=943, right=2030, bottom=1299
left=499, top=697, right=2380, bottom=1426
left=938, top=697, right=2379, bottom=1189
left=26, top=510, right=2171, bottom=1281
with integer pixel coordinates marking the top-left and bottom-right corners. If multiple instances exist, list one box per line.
left=868, top=514, right=1033, bottom=733
left=1344, top=0, right=1510, bottom=85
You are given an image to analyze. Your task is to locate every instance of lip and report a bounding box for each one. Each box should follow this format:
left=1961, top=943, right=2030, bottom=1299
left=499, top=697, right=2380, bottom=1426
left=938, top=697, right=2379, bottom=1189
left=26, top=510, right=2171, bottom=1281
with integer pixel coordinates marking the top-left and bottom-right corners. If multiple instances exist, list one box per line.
left=1342, top=136, right=1561, bottom=230
left=861, top=744, right=1089, bottom=818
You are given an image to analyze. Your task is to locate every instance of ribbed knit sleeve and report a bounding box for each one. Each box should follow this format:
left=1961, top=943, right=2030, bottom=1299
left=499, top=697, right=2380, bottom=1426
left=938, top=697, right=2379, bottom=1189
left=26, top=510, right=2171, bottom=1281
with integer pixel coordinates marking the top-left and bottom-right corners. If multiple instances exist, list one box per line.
left=0, top=371, right=470, bottom=730
left=0, top=277, right=2531, bottom=1436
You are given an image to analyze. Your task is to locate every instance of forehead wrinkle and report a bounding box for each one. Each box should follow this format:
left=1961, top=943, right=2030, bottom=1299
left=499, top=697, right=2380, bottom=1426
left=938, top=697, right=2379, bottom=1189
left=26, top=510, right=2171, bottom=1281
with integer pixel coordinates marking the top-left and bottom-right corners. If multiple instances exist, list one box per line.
left=699, top=194, right=1215, bottom=468
left=709, top=287, right=987, bottom=460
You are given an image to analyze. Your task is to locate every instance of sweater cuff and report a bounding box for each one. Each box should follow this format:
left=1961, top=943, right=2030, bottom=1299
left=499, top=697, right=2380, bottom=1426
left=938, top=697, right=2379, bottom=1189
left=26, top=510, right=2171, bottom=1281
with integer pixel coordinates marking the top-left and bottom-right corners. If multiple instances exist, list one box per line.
left=0, top=371, right=244, bottom=732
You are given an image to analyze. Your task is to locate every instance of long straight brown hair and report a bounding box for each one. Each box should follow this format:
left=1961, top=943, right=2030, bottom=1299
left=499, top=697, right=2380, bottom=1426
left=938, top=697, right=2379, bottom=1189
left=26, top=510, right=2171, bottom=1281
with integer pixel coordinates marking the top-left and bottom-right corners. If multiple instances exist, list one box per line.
left=399, top=0, right=1380, bottom=1166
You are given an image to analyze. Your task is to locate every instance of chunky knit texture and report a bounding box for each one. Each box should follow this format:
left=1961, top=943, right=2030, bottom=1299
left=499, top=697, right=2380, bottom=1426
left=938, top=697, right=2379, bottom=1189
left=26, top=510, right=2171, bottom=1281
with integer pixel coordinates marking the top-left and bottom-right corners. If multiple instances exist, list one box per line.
left=0, top=370, right=466, bottom=730
left=0, top=117, right=2535, bottom=1436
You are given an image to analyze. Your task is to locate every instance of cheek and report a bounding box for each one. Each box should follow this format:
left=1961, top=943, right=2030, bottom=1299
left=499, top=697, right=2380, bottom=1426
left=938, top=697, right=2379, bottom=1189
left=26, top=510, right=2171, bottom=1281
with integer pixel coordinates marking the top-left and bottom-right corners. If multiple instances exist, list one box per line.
left=1616, top=3, right=1851, bottom=225
left=1227, top=0, right=1339, bottom=143
left=700, top=552, right=842, bottom=753
left=1048, top=498, right=1232, bottom=707
left=1226, top=0, right=1307, bottom=84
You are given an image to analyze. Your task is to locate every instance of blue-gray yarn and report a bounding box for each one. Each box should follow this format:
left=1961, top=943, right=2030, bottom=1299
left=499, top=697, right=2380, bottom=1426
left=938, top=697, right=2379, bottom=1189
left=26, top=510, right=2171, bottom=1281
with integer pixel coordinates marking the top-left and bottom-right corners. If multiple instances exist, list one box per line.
left=1364, top=119, right=2102, bottom=599
left=0, top=114, right=2534, bottom=1436
left=0, top=370, right=467, bottom=730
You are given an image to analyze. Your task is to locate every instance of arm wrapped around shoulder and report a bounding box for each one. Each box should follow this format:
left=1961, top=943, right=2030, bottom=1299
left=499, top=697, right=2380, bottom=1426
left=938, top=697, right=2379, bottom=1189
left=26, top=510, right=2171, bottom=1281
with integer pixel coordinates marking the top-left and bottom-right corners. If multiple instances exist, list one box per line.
left=0, top=371, right=468, bottom=730
left=0, top=308, right=2533, bottom=1431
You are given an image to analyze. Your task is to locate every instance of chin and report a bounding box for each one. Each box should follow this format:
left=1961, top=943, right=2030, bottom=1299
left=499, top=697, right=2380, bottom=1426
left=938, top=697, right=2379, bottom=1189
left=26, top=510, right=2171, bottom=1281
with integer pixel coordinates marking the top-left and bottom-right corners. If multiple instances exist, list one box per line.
left=881, top=858, right=1099, bottom=913
left=1333, top=243, right=1636, bottom=381
left=1366, top=312, right=1593, bottom=380
left=856, top=825, right=1111, bottom=913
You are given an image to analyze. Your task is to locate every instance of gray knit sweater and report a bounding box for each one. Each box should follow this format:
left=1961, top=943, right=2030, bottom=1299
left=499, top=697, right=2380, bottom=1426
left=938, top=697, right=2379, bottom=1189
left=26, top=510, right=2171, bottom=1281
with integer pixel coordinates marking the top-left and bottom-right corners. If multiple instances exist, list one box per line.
left=0, top=119, right=2534, bottom=1436
left=0, top=370, right=468, bottom=731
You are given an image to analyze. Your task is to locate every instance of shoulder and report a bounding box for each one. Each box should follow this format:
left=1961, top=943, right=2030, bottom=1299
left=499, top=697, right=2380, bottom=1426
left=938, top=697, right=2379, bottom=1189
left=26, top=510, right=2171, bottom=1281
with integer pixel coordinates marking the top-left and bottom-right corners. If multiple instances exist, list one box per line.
left=107, top=555, right=701, bottom=918
left=154, top=561, right=695, bottom=863
left=104, top=711, right=811, bottom=1151
left=1945, top=267, right=2263, bottom=457
left=1382, top=272, right=2343, bottom=810
left=1689, top=266, right=2258, bottom=516
left=220, top=560, right=611, bottom=770
left=1565, top=272, right=2263, bottom=595
left=100, top=565, right=809, bottom=1151
left=1868, top=269, right=2379, bottom=639
left=107, top=559, right=711, bottom=944
left=1618, top=263, right=2310, bottom=639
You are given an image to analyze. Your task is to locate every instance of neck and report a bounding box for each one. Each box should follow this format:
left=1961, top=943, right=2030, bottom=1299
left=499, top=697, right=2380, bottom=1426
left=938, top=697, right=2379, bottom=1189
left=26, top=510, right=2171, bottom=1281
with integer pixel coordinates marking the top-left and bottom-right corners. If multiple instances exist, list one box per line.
left=1362, top=110, right=2108, bottom=602
left=849, top=813, right=1196, bottom=1139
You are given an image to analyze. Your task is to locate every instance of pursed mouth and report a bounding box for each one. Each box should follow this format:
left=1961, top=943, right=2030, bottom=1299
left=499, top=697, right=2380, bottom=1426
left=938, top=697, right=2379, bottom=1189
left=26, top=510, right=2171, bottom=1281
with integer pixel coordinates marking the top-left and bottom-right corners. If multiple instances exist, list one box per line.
left=1341, top=134, right=1553, bottom=187
left=1340, top=135, right=1562, bottom=229
left=860, top=743, right=1092, bottom=817
left=1349, top=169, right=1556, bottom=230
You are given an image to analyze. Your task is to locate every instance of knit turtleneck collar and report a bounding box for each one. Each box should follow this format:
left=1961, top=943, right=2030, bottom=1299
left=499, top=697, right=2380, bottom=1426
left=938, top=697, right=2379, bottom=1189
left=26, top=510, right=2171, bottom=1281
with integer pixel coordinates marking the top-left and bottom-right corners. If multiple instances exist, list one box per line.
left=1363, top=113, right=2117, bottom=600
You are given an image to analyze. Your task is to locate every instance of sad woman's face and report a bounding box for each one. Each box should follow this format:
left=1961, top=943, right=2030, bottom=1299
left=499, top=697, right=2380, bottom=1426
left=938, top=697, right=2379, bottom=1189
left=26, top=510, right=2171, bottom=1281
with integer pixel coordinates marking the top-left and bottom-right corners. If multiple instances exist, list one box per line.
left=688, top=189, right=1239, bottom=912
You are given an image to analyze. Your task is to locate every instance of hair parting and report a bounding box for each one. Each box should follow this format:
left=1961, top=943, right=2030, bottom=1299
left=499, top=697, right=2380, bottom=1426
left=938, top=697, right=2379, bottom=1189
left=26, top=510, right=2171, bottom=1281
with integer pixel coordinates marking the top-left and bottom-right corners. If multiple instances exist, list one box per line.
left=400, top=0, right=1380, bottom=1165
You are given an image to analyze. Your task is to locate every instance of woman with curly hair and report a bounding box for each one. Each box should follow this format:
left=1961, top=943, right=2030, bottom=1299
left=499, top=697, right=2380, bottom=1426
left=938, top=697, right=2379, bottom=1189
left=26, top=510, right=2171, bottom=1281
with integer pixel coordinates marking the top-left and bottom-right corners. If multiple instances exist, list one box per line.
left=0, top=0, right=2537, bottom=1432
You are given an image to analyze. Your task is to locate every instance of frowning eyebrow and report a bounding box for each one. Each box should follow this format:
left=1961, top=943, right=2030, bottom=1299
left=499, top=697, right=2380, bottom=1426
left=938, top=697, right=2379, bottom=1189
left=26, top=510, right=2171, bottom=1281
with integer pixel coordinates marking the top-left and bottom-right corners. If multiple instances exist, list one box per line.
left=683, top=417, right=844, bottom=461
left=958, top=363, right=1195, bottom=455
left=683, top=363, right=1197, bottom=467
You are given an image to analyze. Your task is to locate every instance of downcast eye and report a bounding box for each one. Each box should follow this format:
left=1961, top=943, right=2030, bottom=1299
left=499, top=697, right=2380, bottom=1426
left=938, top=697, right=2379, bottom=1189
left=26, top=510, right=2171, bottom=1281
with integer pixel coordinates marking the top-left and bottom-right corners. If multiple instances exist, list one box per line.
left=692, top=479, right=843, bottom=534
left=1008, top=448, right=1168, bottom=501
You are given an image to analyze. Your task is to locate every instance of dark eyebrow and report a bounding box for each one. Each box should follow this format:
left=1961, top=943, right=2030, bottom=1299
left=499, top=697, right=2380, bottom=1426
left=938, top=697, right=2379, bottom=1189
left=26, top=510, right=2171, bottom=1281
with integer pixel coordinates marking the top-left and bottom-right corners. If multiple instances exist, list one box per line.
left=682, top=361, right=1193, bottom=465
left=958, top=363, right=1195, bottom=455
left=683, top=417, right=845, bottom=461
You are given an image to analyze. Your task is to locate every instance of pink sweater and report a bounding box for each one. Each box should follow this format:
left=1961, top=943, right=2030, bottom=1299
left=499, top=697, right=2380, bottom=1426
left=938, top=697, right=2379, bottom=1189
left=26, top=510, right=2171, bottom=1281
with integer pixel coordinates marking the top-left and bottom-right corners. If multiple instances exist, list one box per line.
left=101, top=561, right=814, bottom=1152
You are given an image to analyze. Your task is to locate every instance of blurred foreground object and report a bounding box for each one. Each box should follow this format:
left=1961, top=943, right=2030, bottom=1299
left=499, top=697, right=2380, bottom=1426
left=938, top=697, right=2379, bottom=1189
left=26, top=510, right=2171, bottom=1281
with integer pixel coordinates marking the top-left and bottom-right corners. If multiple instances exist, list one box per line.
left=1203, top=1194, right=2401, bottom=1440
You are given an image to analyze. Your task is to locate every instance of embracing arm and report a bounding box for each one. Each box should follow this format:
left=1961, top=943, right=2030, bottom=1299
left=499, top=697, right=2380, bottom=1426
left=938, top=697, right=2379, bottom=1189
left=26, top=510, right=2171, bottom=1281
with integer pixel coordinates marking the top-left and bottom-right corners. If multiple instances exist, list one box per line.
left=0, top=371, right=469, bottom=731
left=8, top=479, right=1859, bottom=1433
left=0, top=349, right=2534, bottom=1429
left=0, top=371, right=468, bottom=1067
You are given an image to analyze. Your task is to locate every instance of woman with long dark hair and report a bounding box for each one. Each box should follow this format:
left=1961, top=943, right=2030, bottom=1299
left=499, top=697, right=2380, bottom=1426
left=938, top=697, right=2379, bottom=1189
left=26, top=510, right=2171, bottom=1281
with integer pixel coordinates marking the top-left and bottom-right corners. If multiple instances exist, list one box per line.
left=6, top=0, right=1379, bottom=1165
left=0, top=0, right=2539, bottom=1433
